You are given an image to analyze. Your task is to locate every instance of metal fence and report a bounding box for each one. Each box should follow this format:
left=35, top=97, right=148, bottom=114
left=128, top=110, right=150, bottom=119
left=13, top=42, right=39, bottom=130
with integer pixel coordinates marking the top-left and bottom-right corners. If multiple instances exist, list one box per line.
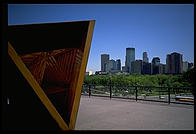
left=82, top=84, right=194, bottom=105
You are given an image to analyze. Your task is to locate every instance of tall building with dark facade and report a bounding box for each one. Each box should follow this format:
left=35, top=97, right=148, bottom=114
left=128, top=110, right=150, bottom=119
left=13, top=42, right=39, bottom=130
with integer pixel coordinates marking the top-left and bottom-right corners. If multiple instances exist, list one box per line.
left=125, top=47, right=135, bottom=73
left=101, top=54, right=109, bottom=72
left=142, top=62, right=151, bottom=75
left=131, top=60, right=143, bottom=74
left=151, top=57, right=160, bottom=75
left=105, top=59, right=115, bottom=72
left=166, top=52, right=183, bottom=74
left=143, top=52, right=149, bottom=63
left=116, top=59, right=121, bottom=71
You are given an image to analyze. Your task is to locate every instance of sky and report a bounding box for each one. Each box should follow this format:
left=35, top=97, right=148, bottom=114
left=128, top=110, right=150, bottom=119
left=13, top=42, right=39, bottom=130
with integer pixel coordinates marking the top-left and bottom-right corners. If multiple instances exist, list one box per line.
left=8, top=4, right=194, bottom=73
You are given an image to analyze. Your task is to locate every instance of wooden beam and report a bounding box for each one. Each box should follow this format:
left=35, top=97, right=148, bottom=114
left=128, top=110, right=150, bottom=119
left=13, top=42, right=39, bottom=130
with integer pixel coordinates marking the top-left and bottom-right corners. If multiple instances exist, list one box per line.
left=8, top=42, right=69, bottom=130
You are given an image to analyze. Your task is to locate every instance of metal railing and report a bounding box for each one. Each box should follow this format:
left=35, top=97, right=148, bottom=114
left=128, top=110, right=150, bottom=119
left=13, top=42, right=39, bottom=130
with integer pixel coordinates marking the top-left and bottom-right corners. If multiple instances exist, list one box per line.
left=82, top=84, right=194, bottom=105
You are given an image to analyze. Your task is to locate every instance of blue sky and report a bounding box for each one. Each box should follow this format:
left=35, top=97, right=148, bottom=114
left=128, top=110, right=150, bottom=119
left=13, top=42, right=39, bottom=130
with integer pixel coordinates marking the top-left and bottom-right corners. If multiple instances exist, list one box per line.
left=8, top=4, right=194, bottom=73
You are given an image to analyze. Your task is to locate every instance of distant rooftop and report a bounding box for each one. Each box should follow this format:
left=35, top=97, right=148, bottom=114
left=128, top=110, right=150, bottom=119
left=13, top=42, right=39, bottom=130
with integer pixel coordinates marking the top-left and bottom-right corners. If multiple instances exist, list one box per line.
left=126, top=47, right=135, bottom=50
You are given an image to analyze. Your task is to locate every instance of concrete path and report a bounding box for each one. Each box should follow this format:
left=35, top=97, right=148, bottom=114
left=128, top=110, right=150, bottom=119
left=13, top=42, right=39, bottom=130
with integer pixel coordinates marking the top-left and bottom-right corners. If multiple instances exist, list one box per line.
left=75, top=95, right=194, bottom=130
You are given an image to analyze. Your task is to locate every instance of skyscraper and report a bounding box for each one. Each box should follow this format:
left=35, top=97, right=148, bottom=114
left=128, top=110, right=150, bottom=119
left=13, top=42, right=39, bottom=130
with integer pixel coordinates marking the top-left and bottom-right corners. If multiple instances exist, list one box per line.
left=125, top=47, right=135, bottom=73
left=101, top=54, right=109, bottom=72
left=142, top=62, right=151, bottom=75
left=116, top=59, right=121, bottom=71
left=143, top=52, right=149, bottom=63
left=105, top=59, right=115, bottom=72
left=151, top=57, right=160, bottom=74
left=131, top=60, right=143, bottom=74
left=152, top=57, right=160, bottom=65
left=166, top=52, right=183, bottom=74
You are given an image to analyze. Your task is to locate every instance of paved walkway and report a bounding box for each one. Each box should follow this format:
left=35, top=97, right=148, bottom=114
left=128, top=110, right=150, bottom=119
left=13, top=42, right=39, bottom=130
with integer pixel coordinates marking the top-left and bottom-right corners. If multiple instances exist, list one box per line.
left=75, top=95, right=194, bottom=130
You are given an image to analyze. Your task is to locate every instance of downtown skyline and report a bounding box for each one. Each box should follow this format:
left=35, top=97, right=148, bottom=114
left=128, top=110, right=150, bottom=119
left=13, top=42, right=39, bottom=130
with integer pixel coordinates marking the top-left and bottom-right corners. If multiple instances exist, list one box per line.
left=8, top=4, right=194, bottom=73
left=100, top=48, right=193, bottom=72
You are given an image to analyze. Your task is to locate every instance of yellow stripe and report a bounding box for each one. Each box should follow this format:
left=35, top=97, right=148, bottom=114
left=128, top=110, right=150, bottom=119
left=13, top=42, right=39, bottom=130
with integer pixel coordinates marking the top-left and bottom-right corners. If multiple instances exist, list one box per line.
left=8, top=42, right=69, bottom=130
left=179, top=98, right=194, bottom=102
left=69, top=20, right=95, bottom=129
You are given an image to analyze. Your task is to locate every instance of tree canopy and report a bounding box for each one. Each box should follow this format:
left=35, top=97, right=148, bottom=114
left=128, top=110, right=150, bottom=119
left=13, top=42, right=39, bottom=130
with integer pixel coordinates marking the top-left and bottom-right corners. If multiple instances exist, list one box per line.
left=84, top=67, right=194, bottom=88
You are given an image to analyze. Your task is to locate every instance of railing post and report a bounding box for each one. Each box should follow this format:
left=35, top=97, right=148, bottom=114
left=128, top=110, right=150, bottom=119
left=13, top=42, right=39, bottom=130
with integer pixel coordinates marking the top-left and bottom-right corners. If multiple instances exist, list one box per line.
left=110, top=83, right=112, bottom=99
left=136, top=86, right=138, bottom=101
left=89, top=85, right=91, bottom=97
left=168, top=87, right=170, bottom=104
left=159, top=87, right=161, bottom=99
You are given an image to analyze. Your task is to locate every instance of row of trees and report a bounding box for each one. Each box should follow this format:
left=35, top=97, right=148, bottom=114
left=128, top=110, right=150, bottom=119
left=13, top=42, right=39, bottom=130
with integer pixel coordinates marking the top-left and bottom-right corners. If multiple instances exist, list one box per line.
left=84, top=67, right=194, bottom=88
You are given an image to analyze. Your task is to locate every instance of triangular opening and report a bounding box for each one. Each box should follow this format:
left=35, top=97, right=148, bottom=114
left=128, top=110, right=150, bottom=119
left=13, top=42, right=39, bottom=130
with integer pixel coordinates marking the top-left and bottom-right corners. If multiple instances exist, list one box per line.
left=7, top=20, right=95, bottom=129
left=19, top=48, right=84, bottom=125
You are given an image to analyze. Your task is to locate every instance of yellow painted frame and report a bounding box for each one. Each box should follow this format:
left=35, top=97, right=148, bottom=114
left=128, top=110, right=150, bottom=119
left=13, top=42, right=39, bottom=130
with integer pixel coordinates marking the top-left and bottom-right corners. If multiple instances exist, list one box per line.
left=8, top=20, right=95, bottom=130
left=69, top=20, right=95, bottom=129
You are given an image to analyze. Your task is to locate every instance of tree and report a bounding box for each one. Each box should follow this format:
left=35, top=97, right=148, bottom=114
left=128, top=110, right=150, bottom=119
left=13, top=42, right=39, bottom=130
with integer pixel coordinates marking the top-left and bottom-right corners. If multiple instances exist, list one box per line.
left=182, top=67, right=194, bottom=88
left=84, top=70, right=194, bottom=88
